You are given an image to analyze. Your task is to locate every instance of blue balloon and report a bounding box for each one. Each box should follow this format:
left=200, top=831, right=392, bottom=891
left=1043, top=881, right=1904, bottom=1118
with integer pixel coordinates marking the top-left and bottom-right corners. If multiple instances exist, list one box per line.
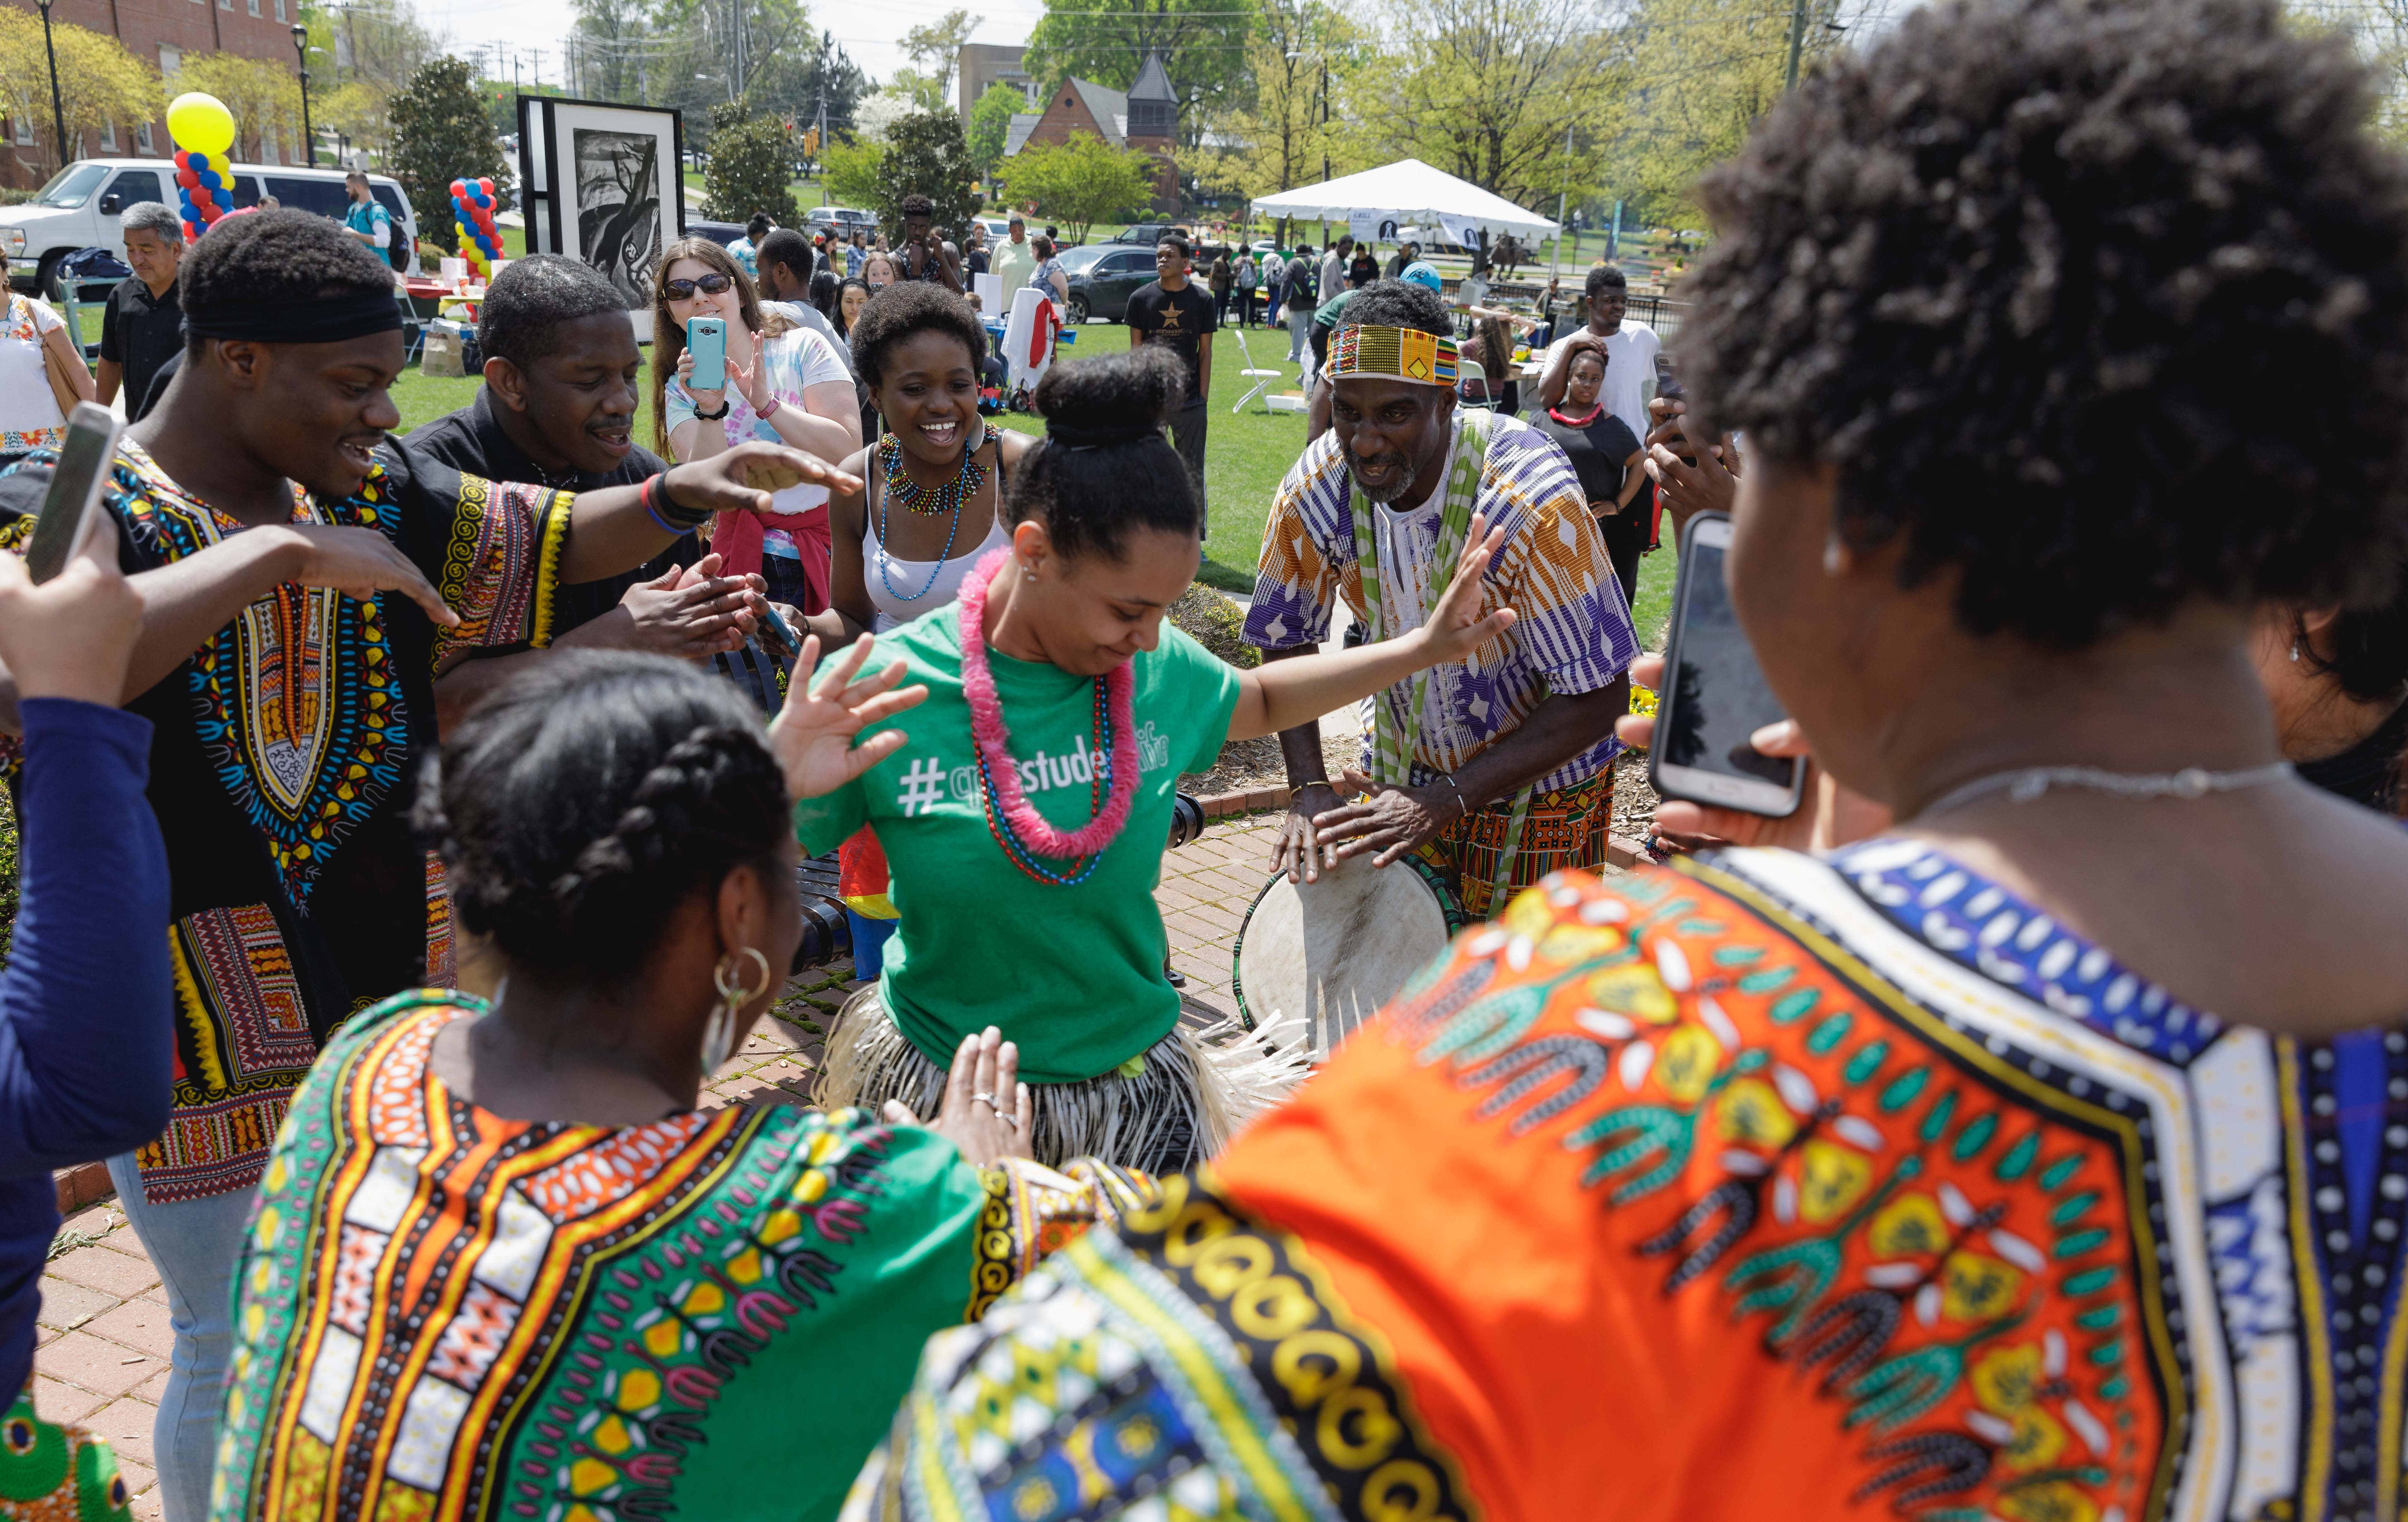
left=195, top=167, right=221, bottom=191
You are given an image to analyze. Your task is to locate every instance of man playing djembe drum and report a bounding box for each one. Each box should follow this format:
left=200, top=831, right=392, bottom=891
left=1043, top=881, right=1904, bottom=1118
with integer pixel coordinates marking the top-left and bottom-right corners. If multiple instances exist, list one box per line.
left=1246, top=279, right=1638, bottom=915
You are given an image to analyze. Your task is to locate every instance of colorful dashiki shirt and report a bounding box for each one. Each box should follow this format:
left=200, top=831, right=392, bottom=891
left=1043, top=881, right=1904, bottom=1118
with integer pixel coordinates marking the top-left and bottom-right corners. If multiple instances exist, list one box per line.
left=1241, top=412, right=1638, bottom=795
left=859, top=846, right=2408, bottom=1522
left=0, top=1386, right=131, bottom=1521
left=209, top=992, right=1152, bottom=1522
left=0, top=438, right=570, bottom=1205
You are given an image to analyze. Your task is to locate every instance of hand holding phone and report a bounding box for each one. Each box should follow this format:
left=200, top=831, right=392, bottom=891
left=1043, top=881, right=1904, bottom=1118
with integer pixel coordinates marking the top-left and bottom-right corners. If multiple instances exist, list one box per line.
left=0, top=415, right=138, bottom=702
left=1645, top=512, right=1803, bottom=819
left=686, top=316, right=728, bottom=392
left=24, top=402, right=121, bottom=587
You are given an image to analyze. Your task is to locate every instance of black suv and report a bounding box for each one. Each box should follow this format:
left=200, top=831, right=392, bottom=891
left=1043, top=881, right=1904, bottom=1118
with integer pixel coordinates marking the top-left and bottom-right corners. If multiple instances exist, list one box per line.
left=1102, top=223, right=1184, bottom=247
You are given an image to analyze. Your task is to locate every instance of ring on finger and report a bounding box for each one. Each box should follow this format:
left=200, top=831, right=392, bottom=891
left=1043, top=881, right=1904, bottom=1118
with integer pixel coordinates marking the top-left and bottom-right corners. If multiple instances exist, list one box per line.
left=973, top=1091, right=999, bottom=1109
left=998, top=1114, right=1020, bottom=1130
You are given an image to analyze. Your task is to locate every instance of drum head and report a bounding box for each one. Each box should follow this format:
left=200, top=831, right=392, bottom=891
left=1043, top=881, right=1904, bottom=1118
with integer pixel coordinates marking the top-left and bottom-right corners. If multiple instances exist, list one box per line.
left=1234, top=855, right=1453, bottom=1061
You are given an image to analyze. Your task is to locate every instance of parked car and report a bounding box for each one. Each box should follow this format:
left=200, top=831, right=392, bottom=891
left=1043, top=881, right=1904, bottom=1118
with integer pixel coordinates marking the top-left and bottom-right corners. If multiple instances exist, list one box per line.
left=686, top=219, right=747, bottom=248
left=1100, top=222, right=1184, bottom=248
left=807, top=206, right=878, bottom=237
left=1, top=158, right=422, bottom=291
left=1058, top=242, right=1161, bottom=324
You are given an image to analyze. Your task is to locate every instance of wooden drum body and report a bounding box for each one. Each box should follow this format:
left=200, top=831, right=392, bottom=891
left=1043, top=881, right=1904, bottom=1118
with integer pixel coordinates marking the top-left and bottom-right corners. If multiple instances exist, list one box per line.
left=1232, top=854, right=1466, bottom=1061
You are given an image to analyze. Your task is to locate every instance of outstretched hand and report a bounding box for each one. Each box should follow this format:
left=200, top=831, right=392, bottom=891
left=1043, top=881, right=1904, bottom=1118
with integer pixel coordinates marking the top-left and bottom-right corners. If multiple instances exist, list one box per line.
left=661, top=441, right=865, bottom=521
left=882, top=1025, right=1033, bottom=1168
left=0, top=532, right=139, bottom=703
left=1415, top=512, right=1516, bottom=666
left=766, top=632, right=928, bottom=801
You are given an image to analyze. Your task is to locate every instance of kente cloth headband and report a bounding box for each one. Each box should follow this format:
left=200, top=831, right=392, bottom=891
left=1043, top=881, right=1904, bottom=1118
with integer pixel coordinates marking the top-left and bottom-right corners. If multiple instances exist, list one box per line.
left=183, top=291, right=403, bottom=344
left=1325, top=324, right=1459, bottom=387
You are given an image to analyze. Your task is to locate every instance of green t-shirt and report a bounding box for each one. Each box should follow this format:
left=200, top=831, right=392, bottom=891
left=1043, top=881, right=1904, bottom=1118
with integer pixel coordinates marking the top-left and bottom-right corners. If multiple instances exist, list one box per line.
left=797, top=604, right=1243, bottom=1083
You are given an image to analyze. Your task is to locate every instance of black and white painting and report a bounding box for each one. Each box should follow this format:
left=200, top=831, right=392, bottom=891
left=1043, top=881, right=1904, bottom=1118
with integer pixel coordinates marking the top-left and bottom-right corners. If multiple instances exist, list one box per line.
left=520, top=99, right=683, bottom=318
left=574, top=128, right=662, bottom=304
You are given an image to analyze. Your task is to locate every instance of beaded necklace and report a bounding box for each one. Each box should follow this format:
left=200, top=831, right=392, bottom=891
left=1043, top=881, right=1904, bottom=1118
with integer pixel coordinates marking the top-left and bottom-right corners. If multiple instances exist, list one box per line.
left=873, top=429, right=985, bottom=604
left=957, top=548, right=1140, bottom=886
left=878, top=429, right=987, bottom=517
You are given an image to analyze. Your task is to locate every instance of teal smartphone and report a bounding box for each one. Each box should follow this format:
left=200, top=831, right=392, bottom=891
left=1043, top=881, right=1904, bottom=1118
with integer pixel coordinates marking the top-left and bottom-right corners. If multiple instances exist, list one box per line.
left=687, top=316, right=727, bottom=391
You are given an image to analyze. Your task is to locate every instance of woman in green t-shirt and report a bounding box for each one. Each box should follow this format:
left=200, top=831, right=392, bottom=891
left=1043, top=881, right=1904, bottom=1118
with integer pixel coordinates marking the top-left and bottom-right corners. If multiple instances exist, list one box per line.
left=799, top=345, right=1514, bottom=1172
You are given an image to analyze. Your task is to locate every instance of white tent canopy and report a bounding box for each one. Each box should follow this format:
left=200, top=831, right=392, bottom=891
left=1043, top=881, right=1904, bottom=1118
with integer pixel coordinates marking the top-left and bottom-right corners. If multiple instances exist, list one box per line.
left=1249, top=159, right=1560, bottom=241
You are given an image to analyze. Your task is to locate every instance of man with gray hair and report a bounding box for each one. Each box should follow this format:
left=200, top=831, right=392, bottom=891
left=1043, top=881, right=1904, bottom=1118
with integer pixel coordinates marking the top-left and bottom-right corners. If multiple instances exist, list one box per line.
left=97, top=201, right=183, bottom=420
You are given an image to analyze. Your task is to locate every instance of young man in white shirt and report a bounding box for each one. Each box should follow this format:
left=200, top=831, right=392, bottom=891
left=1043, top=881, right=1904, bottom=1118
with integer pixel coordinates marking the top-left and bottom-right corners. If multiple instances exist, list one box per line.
left=991, top=214, right=1036, bottom=302
left=1535, top=264, right=1659, bottom=444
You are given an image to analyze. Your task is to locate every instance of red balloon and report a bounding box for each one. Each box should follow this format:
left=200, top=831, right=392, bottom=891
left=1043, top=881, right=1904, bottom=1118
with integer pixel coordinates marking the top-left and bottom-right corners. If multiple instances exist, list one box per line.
left=478, top=177, right=493, bottom=196
left=449, top=178, right=465, bottom=197
left=175, top=168, right=198, bottom=189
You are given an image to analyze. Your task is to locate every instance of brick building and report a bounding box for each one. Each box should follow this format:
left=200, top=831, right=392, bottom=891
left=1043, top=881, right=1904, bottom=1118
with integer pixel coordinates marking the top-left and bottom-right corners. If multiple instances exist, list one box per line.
left=955, top=42, right=1029, bottom=127
left=1002, top=51, right=1180, bottom=217
left=0, top=0, right=300, bottom=189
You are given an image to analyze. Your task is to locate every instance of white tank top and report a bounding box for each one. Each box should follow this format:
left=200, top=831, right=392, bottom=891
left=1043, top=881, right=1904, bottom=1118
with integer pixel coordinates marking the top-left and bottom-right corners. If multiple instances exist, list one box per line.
left=863, top=431, right=1014, bottom=633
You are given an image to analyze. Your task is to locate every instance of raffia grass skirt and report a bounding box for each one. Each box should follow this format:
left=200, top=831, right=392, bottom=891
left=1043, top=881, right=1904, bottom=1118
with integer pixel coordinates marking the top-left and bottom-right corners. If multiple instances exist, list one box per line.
left=815, top=986, right=1309, bottom=1174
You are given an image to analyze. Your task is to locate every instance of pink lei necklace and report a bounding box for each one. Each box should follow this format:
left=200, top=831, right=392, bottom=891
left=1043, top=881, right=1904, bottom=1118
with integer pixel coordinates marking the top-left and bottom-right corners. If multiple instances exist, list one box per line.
left=957, top=548, right=1140, bottom=883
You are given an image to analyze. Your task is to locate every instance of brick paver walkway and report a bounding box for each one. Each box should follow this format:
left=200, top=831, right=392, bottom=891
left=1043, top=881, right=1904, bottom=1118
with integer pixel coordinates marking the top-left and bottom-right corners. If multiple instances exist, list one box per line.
left=30, top=817, right=1287, bottom=1516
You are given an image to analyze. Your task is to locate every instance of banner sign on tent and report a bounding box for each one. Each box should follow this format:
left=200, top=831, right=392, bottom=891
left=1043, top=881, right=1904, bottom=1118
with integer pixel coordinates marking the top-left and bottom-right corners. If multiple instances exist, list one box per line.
left=1348, top=209, right=1387, bottom=244
left=1437, top=213, right=1485, bottom=252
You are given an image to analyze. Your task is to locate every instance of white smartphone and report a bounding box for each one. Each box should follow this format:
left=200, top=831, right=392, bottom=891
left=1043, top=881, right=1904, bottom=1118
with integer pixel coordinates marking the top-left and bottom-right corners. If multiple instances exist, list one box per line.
left=1647, top=512, right=1804, bottom=818
left=23, top=402, right=122, bottom=585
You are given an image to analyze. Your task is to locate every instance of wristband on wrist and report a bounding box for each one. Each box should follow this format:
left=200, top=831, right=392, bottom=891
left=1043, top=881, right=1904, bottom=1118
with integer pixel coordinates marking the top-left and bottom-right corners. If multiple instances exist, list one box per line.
left=756, top=395, right=782, bottom=421
left=694, top=398, right=731, bottom=421
left=640, top=473, right=712, bottom=534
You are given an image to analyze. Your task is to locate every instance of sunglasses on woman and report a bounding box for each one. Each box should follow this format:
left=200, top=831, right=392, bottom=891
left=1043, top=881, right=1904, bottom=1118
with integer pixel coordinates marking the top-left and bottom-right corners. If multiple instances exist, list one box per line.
left=662, top=273, right=734, bottom=299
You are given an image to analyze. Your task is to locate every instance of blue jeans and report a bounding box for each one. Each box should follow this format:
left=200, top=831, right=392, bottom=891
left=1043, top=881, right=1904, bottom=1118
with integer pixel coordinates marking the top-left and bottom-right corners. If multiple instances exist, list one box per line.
left=106, top=1153, right=250, bottom=1522
left=846, top=910, right=897, bottom=980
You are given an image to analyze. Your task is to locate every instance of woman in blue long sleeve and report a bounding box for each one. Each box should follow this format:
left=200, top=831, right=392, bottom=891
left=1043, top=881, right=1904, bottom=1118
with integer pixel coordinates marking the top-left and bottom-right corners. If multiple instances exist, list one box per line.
left=0, top=533, right=171, bottom=1522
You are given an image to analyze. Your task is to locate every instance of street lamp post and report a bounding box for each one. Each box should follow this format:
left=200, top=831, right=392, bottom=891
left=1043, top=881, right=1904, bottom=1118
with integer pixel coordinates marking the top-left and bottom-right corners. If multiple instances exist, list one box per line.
left=292, top=24, right=315, bottom=167
left=34, top=0, right=67, bottom=175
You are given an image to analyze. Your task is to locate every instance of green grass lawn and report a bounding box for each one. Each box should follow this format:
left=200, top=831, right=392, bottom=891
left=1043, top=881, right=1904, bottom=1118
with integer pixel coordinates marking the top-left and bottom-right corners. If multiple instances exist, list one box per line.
left=381, top=314, right=1675, bottom=650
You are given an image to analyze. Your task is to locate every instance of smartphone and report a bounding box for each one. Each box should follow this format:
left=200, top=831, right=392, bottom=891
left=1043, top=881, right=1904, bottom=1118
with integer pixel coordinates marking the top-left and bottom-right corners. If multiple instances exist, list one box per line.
left=23, top=403, right=122, bottom=585
left=756, top=598, right=798, bottom=655
left=1647, top=512, right=1803, bottom=818
left=686, top=316, right=727, bottom=391
left=1653, top=350, right=1685, bottom=405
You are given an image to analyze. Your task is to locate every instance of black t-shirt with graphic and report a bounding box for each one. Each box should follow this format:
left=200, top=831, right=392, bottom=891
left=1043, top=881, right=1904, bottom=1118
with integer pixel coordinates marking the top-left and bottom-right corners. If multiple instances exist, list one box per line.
left=1124, top=280, right=1218, bottom=405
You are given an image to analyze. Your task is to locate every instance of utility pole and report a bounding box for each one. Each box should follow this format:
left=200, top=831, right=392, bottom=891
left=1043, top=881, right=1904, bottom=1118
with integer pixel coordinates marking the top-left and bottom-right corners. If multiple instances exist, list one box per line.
left=1550, top=120, right=1571, bottom=280
left=1784, top=0, right=1808, bottom=89
left=34, top=0, right=66, bottom=174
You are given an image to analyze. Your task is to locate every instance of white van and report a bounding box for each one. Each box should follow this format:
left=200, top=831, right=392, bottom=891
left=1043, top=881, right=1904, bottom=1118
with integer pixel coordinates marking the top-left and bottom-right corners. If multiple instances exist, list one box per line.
left=0, top=158, right=422, bottom=292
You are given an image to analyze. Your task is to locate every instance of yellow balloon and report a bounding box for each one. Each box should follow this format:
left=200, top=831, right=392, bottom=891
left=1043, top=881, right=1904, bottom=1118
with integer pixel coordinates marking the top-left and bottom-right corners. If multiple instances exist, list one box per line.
left=166, top=92, right=235, bottom=157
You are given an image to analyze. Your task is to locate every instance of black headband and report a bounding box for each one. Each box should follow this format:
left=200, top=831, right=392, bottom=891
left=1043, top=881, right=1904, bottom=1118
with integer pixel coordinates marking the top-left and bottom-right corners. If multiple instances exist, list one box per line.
left=183, top=291, right=403, bottom=344
left=1046, top=420, right=1159, bottom=452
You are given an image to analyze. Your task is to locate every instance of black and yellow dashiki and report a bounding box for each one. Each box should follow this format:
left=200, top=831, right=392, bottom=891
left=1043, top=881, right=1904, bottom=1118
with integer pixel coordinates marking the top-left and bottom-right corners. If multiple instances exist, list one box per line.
left=0, top=437, right=570, bottom=1207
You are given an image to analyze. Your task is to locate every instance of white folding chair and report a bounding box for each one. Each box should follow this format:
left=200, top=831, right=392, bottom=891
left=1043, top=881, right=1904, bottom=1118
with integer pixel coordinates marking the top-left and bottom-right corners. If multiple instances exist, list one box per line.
left=1229, top=325, right=1287, bottom=415
left=1456, top=356, right=1494, bottom=410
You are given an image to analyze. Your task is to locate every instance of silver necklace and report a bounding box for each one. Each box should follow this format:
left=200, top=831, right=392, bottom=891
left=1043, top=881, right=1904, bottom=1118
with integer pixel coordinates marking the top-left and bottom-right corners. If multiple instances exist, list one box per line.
left=1914, top=760, right=2296, bottom=820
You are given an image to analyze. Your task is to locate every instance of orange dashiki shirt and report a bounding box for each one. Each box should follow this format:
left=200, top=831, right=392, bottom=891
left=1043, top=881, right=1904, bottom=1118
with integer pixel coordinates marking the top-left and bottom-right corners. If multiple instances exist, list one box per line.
left=858, top=842, right=2398, bottom=1522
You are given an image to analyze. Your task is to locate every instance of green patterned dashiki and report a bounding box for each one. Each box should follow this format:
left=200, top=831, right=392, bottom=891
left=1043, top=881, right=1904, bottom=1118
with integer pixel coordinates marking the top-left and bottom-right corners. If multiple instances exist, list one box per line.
left=207, top=991, right=1152, bottom=1522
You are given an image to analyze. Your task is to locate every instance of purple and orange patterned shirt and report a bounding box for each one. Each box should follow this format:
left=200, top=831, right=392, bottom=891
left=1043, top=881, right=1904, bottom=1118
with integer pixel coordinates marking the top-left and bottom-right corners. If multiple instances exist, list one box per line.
left=1242, top=411, right=1639, bottom=794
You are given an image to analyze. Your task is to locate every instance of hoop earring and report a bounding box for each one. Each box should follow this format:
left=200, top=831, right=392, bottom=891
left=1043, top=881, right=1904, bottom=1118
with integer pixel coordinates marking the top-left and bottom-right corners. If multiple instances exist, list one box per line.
left=701, top=946, right=773, bottom=1076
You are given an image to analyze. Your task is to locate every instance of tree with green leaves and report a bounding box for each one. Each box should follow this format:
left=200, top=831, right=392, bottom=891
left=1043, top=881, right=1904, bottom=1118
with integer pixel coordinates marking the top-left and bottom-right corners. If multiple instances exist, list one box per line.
left=903, top=9, right=979, bottom=99
left=824, top=137, right=884, bottom=210
left=388, top=56, right=511, bottom=254
left=1022, top=0, right=1260, bottom=130
left=1352, top=0, right=1610, bottom=208
left=704, top=102, right=801, bottom=225
left=967, top=81, right=1024, bottom=179
left=1005, top=134, right=1156, bottom=242
left=871, top=109, right=981, bottom=240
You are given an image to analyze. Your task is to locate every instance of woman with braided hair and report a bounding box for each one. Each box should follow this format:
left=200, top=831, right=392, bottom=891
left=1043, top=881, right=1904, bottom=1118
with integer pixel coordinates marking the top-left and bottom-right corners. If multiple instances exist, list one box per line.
left=207, top=648, right=1155, bottom=1522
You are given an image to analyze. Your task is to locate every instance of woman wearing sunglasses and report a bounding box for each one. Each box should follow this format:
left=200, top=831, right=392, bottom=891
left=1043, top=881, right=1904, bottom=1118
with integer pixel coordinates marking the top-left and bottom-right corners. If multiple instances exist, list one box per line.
left=650, top=237, right=862, bottom=615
